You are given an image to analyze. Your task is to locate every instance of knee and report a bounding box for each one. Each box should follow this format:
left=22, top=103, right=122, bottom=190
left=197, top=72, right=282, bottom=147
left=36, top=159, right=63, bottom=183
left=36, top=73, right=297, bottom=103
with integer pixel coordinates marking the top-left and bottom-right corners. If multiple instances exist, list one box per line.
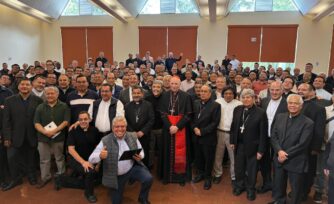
left=143, top=171, right=153, bottom=185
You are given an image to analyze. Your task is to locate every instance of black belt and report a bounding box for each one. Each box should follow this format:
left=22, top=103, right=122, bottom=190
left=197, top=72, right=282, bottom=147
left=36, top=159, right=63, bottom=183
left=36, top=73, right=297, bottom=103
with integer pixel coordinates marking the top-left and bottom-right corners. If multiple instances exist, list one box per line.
left=218, top=129, right=230, bottom=133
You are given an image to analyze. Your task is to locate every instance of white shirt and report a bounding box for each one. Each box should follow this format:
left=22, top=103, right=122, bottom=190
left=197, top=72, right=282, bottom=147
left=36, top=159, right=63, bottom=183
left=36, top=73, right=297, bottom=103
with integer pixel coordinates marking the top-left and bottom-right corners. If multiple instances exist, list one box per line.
left=266, top=97, right=282, bottom=137
left=316, top=89, right=332, bottom=101
left=115, top=78, right=123, bottom=87
left=129, top=87, right=133, bottom=102
left=88, top=99, right=125, bottom=132
left=325, top=105, right=334, bottom=143
left=32, top=88, right=44, bottom=98
left=180, top=79, right=194, bottom=92
left=216, top=98, right=242, bottom=131
left=88, top=135, right=144, bottom=175
left=230, top=59, right=240, bottom=69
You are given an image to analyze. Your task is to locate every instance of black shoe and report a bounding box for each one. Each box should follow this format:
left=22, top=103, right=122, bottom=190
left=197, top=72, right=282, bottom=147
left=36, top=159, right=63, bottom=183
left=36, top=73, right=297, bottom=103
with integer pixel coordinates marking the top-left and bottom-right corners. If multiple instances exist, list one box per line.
left=203, top=179, right=212, bottom=190
left=84, top=194, right=97, bottom=203
left=212, top=176, right=222, bottom=184
left=192, top=175, right=204, bottom=183
left=257, top=185, right=272, bottom=194
left=28, top=178, right=37, bottom=186
left=2, top=179, right=23, bottom=191
left=54, top=174, right=62, bottom=191
left=233, top=188, right=245, bottom=196
left=36, top=178, right=51, bottom=189
left=179, top=180, right=186, bottom=186
left=267, top=201, right=280, bottom=204
left=0, top=182, right=8, bottom=189
left=313, top=191, right=322, bottom=203
left=247, top=191, right=256, bottom=201
left=138, top=197, right=151, bottom=204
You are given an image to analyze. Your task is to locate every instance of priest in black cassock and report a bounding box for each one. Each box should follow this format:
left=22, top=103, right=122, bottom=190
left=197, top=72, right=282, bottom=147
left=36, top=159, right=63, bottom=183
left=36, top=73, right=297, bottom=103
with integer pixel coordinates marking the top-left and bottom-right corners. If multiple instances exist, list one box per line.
left=191, top=85, right=221, bottom=190
left=158, top=76, right=192, bottom=186
left=124, top=85, right=154, bottom=167
left=230, top=88, right=267, bottom=201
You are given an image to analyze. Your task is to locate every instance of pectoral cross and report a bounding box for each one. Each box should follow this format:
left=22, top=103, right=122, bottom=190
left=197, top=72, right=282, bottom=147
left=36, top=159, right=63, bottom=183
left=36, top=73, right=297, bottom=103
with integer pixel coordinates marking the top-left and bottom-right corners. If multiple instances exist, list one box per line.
left=170, top=109, right=174, bottom=115
left=240, top=125, right=245, bottom=134
left=136, top=115, right=139, bottom=123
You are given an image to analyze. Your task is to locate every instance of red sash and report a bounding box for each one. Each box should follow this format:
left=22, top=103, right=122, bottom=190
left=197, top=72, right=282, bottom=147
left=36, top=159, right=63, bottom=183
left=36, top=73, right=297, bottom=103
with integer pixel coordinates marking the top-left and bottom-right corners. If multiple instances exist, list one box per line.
left=168, top=115, right=186, bottom=174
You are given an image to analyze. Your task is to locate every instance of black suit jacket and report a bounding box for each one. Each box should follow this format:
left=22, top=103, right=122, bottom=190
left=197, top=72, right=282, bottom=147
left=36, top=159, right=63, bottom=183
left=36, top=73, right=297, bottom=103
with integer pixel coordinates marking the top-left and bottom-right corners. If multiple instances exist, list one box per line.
left=230, top=105, right=268, bottom=156
left=3, top=94, right=43, bottom=147
left=260, top=97, right=288, bottom=133
left=192, top=99, right=221, bottom=145
left=271, top=113, right=314, bottom=173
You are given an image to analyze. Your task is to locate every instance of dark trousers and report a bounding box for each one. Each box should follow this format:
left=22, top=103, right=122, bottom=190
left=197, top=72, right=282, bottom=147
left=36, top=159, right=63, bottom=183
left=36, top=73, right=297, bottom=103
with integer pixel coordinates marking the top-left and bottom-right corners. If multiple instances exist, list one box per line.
left=109, top=164, right=153, bottom=204
left=139, top=136, right=150, bottom=168
left=234, top=144, right=258, bottom=192
left=259, top=142, right=272, bottom=188
left=195, top=143, right=216, bottom=180
left=59, top=158, right=96, bottom=196
left=273, top=162, right=303, bottom=204
left=7, top=142, right=36, bottom=181
left=329, top=173, right=334, bottom=204
left=302, top=154, right=317, bottom=197
left=0, top=144, right=9, bottom=183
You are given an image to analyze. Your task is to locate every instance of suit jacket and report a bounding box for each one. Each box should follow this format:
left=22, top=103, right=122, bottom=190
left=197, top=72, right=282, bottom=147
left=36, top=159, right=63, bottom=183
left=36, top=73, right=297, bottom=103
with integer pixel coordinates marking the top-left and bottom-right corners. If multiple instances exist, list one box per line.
left=112, top=85, right=123, bottom=99
left=119, top=88, right=131, bottom=105
left=230, top=105, right=268, bottom=156
left=3, top=94, right=43, bottom=147
left=324, top=133, right=334, bottom=170
left=260, top=97, right=288, bottom=133
left=271, top=113, right=314, bottom=173
left=192, top=99, right=221, bottom=145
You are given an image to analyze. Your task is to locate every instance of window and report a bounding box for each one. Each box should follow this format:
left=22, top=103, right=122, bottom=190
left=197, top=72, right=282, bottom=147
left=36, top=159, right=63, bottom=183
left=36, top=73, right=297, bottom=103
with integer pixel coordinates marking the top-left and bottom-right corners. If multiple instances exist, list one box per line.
left=62, top=0, right=107, bottom=16
left=140, top=0, right=199, bottom=14
left=231, top=0, right=297, bottom=12
left=242, top=62, right=295, bottom=70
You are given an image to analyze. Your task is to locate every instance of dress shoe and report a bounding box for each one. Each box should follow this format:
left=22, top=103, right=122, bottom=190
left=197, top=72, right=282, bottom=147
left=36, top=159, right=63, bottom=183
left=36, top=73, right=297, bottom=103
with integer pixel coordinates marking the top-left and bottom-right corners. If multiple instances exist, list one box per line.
left=267, top=201, right=282, bottom=204
left=54, top=175, right=62, bottom=191
left=247, top=191, right=256, bottom=201
left=84, top=194, right=97, bottom=203
left=257, top=185, right=272, bottom=194
left=36, top=178, right=51, bottom=189
left=232, top=188, right=245, bottom=196
left=2, top=179, right=23, bottom=191
left=203, top=179, right=212, bottom=190
left=288, top=191, right=307, bottom=202
left=0, top=182, right=8, bottom=189
left=192, top=175, right=204, bottom=183
left=179, top=180, right=186, bottom=186
left=28, top=178, right=37, bottom=186
left=313, top=191, right=323, bottom=204
left=212, top=176, right=222, bottom=184
left=138, top=197, right=151, bottom=204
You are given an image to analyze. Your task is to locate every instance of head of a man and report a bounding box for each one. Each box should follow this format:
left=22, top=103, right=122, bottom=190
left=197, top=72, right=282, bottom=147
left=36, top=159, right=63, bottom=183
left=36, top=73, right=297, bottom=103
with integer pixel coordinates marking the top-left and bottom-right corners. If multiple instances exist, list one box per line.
left=305, top=63, right=313, bottom=73
left=287, top=94, right=303, bottom=116
left=0, top=74, right=11, bottom=87
left=129, top=74, right=138, bottom=87
left=45, top=86, right=59, bottom=104
left=58, top=74, right=70, bottom=89
left=297, top=83, right=315, bottom=100
left=78, top=111, right=91, bottom=130
left=223, top=86, right=236, bottom=103
left=269, top=81, right=283, bottom=100
left=76, top=75, right=89, bottom=93
left=46, top=73, right=57, bottom=86
left=100, top=84, right=113, bottom=102
left=152, top=80, right=163, bottom=97
left=282, top=76, right=294, bottom=92
left=106, top=73, right=116, bottom=86
left=18, top=78, right=32, bottom=96
left=303, top=72, right=312, bottom=83
left=241, top=88, right=255, bottom=108
left=313, top=76, right=325, bottom=90
left=169, top=76, right=181, bottom=93
left=132, top=85, right=144, bottom=102
left=240, top=78, right=252, bottom=90
left=216, top=76, right=226, bottom=91
left=200, top=85, right=212, bottom=102
left=46, top=60, right=55, bottom=73
left=122, top=75, right=130, bottom=89
left=112, top=116, right=127, bottom=139
left=33, top=75, right=46, bottom=92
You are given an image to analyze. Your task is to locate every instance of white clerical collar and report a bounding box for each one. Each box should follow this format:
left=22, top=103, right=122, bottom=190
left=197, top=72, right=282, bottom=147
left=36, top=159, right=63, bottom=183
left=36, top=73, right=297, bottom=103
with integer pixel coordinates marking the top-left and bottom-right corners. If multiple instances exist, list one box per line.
left=270, top=96, right=282, bottom=103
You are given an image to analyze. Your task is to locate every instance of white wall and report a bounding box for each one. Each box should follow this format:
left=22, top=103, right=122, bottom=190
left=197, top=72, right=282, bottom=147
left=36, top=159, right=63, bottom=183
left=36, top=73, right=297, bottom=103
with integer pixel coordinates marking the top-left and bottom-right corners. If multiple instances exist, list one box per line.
left=0, top=4, right=45, bottom=66
left=1, top=4, right=334, bottom=73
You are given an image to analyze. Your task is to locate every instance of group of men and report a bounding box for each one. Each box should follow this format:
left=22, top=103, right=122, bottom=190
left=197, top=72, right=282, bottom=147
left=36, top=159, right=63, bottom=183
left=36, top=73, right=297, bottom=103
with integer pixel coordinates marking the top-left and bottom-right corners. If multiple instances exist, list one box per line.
left=0, top=53, right=333, bottom=204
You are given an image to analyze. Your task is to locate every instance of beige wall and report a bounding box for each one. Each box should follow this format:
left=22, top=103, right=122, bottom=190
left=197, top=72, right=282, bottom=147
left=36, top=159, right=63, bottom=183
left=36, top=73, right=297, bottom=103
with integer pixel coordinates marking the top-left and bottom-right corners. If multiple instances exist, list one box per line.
left=0, top=4, right=45, bottom=66
left=1, top=4, right=334, bottom=73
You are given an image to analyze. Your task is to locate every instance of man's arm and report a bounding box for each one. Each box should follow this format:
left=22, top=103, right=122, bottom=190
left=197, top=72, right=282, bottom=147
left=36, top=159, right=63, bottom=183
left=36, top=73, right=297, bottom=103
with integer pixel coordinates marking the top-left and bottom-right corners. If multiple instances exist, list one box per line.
left=88, top=141, right=103, bottom=164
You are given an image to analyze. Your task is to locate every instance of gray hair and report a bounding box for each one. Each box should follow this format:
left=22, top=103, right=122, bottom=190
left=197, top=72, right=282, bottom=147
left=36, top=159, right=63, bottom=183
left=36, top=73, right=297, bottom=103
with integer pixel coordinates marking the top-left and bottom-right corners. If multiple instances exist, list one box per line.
left=287, top=94, right=303, bottom=105
left=112, top=116, right=127, bottom=127
left=44, top=86, right=59, bottom=94
left=152, top=80, right=163, bottom=87
left=240, top=88, right=255, bottom=98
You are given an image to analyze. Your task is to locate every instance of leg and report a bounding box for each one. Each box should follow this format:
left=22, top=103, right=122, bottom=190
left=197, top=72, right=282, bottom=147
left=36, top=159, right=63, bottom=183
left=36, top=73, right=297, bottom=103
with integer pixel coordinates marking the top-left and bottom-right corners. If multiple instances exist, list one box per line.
left=245, top=154, right=258, bottom=193
left=328, top=173, right=334, bottom=204
left=260, top=142, right=272, bottom=189
left=129, top=165, right=153, bottom=202
left=213, top=131, right=225, bottom=178
left=302, top=154, right=317, bottom=198
left=22, top=142, right=37, bottom=181
left=288, top=171, right=304, bottom=204
left=234, top=145, right=246, bottom=191
left=6, top=146, right=22, bottom=181
left=203, top=144, right=215, bottom=180
left=0, top=144, right=8, bottom=184
left=139, top=136, right=150, bottom=167
left=272, top=162, right=288, bottom=203
left=38, top=142, right=52, bottom=182
left=51, top=142, right=65, bottom=175
left=195, top=143, right=205, bottom=176
left=110, top=171, right=131, bottom=204
left=149, top=130, right=158, bottom=168
left=224, top=133, right=236, bottom=181
left=313, top=150, right=325, bottom=194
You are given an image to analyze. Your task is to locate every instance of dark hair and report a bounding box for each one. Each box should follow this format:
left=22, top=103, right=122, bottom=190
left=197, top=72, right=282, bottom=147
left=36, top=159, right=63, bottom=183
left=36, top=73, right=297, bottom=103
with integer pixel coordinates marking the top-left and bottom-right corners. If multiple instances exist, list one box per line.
left=78, top=111, right=90, bottom=119
left=131, top=84, right=144, bottom=93
left=18, top=77, right=31, bottom=85
left=76, top=74, right=87, bottom=82
left=101, top=83, right=113, bottom=91
left=283, top=76, right=295, bottom=86
left=315, top=76, right=325, bottom=83
left=33, top=75, right=46, bottom=81
left=222, top=86, right=237, bottom=99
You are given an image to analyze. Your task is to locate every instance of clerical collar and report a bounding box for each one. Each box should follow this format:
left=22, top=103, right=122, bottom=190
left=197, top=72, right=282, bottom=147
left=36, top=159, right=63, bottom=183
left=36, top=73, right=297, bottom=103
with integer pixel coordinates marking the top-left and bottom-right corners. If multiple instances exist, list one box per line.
left=201, top=99, right=211, bottom=105
left=135, top=100, right=143, bottom=105
left=289, top=113, right=300, bottom=118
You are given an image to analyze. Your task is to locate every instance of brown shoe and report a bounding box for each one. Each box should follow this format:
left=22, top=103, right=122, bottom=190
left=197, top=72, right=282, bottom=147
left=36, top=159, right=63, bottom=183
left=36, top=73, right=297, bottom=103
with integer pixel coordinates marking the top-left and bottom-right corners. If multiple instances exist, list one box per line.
left=36, top=178, right=51, bottom=189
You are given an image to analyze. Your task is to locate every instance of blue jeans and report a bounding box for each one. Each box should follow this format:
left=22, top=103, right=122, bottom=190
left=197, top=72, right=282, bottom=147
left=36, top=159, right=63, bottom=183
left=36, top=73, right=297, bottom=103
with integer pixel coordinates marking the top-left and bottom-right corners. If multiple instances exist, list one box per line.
left=109, top=164, right=153, bottom=204
left=329, top=172, right=334, bottom=204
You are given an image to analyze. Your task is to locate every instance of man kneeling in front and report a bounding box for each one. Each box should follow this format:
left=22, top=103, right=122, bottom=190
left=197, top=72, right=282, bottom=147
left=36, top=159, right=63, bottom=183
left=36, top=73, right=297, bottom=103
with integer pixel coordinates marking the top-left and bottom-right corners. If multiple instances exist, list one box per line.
left=89, top=116, right=153, bottom=204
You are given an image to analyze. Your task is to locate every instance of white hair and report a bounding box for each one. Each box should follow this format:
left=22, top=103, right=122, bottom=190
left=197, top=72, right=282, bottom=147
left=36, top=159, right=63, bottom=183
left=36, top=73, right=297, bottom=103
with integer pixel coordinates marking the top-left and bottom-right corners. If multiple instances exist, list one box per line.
left=287, top=94, right=303, bottom=105
left=112, top=116, right=127, bottom=127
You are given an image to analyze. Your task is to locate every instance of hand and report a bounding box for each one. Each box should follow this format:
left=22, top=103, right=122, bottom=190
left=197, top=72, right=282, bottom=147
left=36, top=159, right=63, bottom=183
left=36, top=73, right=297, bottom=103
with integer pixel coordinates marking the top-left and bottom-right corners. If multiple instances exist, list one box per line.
left=99, top=146, right=108, bottom=160
left=230, top=144, right=235, bottom=151
left=44, top=130, right=57, bottom=138
left=136, top=131, right=144, bottom=138
left=278, top=150, right=288, bottom=161
left=169, top=126, right=178, bottom=135
left=82, top=161, right=93, bottom=172
left=311, top=150, right=319, bottom=155
left=256, top=152, right=263, bottom=160
left=133, top=153, right=142, bottom=162
left=324, top=169, right=330, bottom=177
left=69, top=121, right=80, bottom=131
left=194, top=128, right=201, bottom=136
left=4, top=140, right=11, bottom=147
left=180, top=53, right=183, bottom=56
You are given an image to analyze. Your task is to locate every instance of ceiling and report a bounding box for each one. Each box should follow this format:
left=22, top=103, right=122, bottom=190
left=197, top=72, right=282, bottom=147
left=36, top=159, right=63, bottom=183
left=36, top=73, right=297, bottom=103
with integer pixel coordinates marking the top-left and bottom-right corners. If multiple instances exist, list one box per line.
left=0, top=0, right=334, bottom=23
